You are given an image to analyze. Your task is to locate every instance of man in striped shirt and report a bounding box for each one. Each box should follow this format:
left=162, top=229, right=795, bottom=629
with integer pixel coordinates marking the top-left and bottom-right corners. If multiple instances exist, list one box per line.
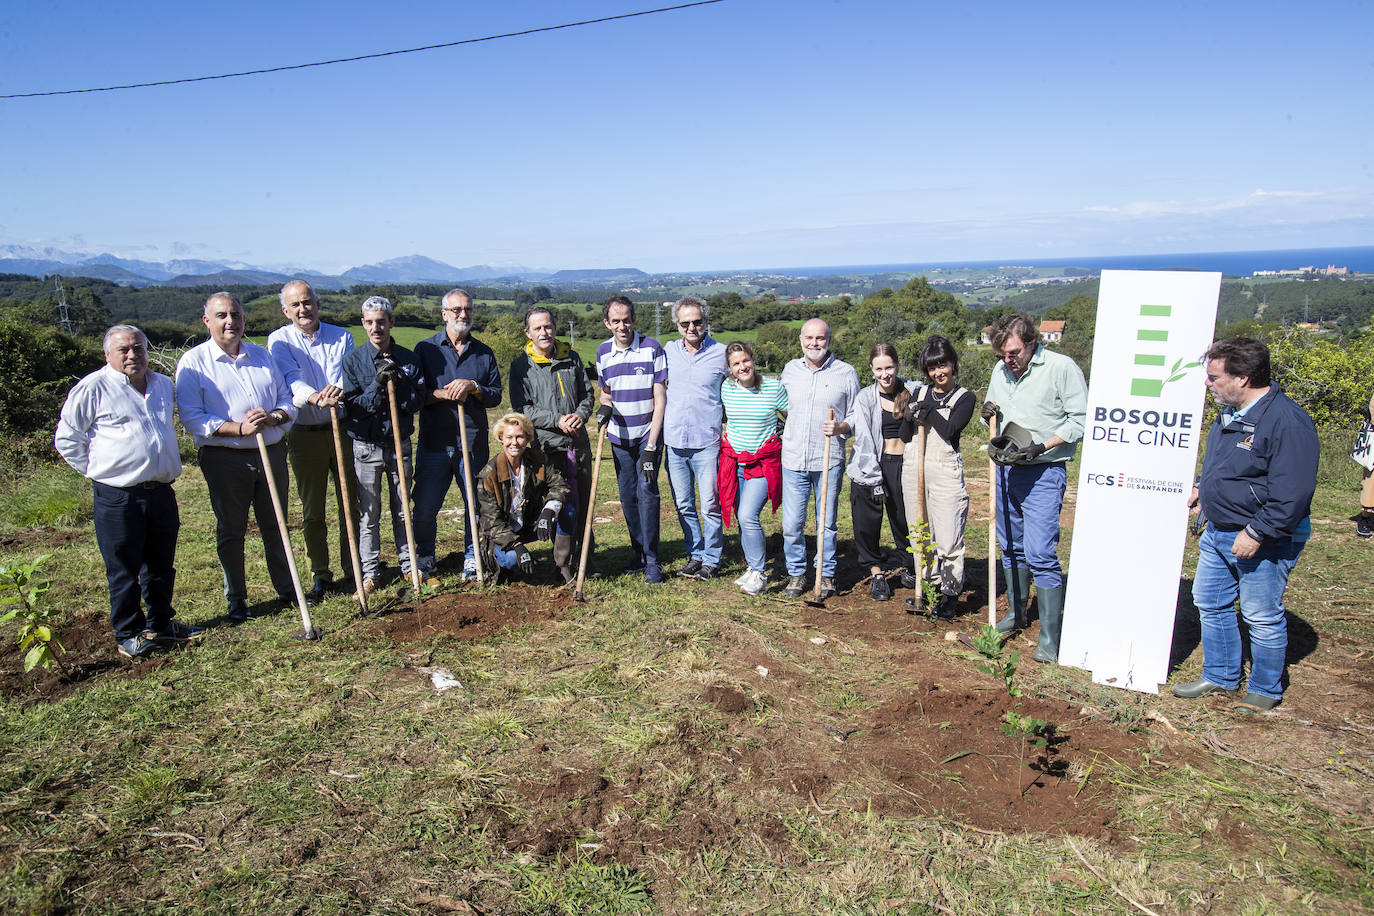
left=596, top=295, right=667, bottom=583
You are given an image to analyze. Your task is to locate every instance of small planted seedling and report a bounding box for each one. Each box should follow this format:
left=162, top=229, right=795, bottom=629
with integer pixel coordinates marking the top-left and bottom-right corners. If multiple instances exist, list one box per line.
left=905, top=522, right=941, bottom=608
left=0, top=554, right=66, bottom=675
left=1001, top=710, right=1056, bottom=795
left=971, top=623, right=1020, bottom=698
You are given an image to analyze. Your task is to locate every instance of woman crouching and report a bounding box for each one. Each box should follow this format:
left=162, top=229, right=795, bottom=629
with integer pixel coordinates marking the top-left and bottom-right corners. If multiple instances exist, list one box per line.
left=477, top=412, right=576, bottom=584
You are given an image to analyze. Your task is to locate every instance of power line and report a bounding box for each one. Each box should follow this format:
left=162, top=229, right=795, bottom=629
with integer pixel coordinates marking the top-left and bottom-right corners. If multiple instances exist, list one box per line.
left=1, top=1, right=725, bottom=100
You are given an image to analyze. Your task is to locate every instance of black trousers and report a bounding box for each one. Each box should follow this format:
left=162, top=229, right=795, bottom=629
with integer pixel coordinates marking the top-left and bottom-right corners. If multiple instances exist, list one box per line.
left=850, top=453, right=908, bottom=568
left=93, top=481, right=180, bottom=640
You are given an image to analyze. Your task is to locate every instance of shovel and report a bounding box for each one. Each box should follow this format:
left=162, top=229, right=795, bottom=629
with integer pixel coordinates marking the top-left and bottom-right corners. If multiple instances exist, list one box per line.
left=330, top=407, right=367, bottom=615
left=804, top=409, right=837, bottom=609
left=987, top=413, right=999, bottom=627
left=388, top=379, right=422, bottom=594
left=457, top=401, right=486, bottom=586
left=573, top=420, right=608, bottom=602
left=912, top=420, right=928, bottom=611
left=255, top=432, right=320, bottom=640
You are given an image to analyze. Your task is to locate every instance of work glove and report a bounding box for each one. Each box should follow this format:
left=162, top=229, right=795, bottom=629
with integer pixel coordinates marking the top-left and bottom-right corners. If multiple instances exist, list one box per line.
left=639, top=445, right=659, bottom=486
left=905, top=400, right=932, bottom=426
left=1009, top=442, right=1047, bottom=463
left=535, top=501, right=561, bottom=541
left=375, top=356, right=402, bottom=386
left=980, top=401, right=999, bottom=422
left=596, top=403, right=613, bottom=427
left=513, top=544, right=534, bottom=576
left=1189, top=509, right=1208, bottom=539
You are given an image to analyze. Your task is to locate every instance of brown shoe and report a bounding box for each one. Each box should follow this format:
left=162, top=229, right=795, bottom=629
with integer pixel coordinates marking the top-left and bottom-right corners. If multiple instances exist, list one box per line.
left=362, top=579, right=379, bottom=596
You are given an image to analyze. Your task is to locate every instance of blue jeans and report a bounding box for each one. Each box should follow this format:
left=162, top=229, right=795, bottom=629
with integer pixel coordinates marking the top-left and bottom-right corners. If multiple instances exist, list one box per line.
left=735, top=471, right=770, bottom=574
left=1192, top=525, right=1303, bottom=700
left=782, top=465, right=843, bottom=577
left=412, top=439, right=489, bottom=569
left=667, top=444, right=723, bottom=566
left=995, top=462, right=1067, bottom=588
left=611, top=440, right=661, bottom=567
left=493, top=503, right=576, bottom=572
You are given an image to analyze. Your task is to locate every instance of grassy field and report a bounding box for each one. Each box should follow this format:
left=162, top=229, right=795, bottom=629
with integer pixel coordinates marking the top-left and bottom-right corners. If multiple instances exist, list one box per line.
left=0, top=419, right=1371, bottom=913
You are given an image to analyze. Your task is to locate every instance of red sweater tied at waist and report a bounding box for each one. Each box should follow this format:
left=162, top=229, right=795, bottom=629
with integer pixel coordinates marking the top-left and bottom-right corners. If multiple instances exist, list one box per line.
left=718, top=435, right=782, bottom=529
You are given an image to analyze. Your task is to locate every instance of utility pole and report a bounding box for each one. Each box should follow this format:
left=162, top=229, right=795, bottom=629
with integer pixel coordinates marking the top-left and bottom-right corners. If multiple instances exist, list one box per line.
left=568, top=320, right=576, bottom=351
left=54, top=276, right=73, bottom=336
left=1303, top=294, right=1310, bottom=323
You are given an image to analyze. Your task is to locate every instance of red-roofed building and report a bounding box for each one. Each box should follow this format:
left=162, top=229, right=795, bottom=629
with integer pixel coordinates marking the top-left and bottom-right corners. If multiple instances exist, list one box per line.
left=1039, top=320, right=1065, bottom=343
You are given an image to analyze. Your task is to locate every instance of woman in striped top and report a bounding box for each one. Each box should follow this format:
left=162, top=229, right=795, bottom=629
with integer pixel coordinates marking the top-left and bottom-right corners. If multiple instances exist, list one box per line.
left=718, top=341, right=788, bottom=595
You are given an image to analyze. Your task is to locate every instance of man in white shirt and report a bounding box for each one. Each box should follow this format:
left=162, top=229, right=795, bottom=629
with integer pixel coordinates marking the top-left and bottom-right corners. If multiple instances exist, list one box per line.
left=176, top=292, right=298, bottom=623
left=267, top=280, right=357, bottom=601
left=56, top=325, right=198, bottom=659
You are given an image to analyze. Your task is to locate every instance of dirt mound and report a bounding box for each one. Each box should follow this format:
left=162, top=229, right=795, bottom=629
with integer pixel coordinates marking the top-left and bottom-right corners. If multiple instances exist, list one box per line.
left=497, top=763, right=791, bottom=866
left=0, top=528, right=84, bottom=552
left=856, top=685, right=1137, bottom=836
left=0, top=608, right=134, bottom=701
left=369, top=585, right=572, bottom=643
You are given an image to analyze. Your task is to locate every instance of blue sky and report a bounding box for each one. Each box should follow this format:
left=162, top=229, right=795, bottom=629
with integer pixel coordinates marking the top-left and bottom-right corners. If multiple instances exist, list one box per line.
left=2, top=0, right=1370, bottom=273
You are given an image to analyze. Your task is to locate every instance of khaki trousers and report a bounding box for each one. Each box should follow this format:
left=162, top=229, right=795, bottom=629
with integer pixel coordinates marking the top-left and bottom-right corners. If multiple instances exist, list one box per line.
left=287, top=425, right=359, bottom=581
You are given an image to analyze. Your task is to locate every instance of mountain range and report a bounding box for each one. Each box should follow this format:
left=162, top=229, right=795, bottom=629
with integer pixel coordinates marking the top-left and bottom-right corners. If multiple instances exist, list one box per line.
left=0, top=246, right=648, bottom=288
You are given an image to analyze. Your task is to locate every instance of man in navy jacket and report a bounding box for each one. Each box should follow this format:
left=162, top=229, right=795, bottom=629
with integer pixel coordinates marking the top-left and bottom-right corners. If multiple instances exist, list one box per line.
left=342, top=296, right=426, bottom=590
left=1173, top=338, right=1318, bottom=712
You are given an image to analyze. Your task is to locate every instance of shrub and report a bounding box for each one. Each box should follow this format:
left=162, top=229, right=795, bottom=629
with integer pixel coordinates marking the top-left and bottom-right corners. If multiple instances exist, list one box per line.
left=0, top=315, right=102, bottom=437
left=1267, top=328, right=1374, bottom=430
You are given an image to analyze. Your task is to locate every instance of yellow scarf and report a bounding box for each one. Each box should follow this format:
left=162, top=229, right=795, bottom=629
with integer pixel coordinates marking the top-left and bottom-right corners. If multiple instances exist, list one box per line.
left=524, top=338, right=569, bottom=365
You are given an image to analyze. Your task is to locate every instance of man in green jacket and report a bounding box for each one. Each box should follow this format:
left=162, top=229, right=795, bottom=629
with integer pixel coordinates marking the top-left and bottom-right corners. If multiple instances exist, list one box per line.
left=509, top=307, right=596, bottom=574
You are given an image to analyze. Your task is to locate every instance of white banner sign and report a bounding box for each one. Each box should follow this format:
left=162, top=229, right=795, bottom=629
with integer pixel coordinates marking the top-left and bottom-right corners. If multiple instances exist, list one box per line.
left=1059, top=269, right=1220, bottom=693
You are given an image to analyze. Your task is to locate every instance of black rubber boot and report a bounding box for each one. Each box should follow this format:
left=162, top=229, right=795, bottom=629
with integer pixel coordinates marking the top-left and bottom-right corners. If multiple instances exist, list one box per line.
left=1033, top=585, right=1065, bottom=664
left=995, top=566, right=1032, bottom=633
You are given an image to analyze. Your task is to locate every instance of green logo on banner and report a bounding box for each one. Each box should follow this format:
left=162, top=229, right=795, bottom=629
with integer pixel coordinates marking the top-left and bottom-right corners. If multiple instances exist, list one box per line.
left=1131, top=304, right=1201, bottom=397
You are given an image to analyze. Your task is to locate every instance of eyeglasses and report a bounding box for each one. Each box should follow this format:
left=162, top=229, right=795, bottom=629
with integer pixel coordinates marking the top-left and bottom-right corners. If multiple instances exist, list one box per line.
left=678, top=319, right=705, bottom=329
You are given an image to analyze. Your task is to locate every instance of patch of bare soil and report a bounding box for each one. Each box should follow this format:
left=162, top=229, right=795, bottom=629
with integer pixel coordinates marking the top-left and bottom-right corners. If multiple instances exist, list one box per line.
left=0, top=608, right=136, bottom=701
left=0, top=528, right=84, bottom=553
left=369, top=585, right=572, bottom=643
left=494, top=762, right=792, bottom=867
left=1170, top=627, right=1374, bottom=819
left=708, top=641, right=1147, bottom=841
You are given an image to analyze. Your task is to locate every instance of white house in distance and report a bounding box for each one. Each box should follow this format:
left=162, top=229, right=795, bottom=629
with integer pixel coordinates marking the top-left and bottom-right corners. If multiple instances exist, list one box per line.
left=981, top=319, right=1065, bottom=345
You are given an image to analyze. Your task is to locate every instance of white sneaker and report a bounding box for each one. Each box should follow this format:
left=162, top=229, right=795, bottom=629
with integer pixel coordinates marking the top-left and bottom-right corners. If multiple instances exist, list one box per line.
left=462, top=556, right=478, bottom=582
left=739, top=570, right=768, bottom=596
left=732, top=572, right=749, bottom=587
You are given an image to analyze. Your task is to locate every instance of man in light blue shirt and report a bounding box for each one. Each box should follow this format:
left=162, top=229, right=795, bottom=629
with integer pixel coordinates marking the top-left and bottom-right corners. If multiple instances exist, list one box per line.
left=662, top=296, right=728, bottom=580
left=177, top=292, right=299, bottom=623
left=982, top=312, right=1088, bottom=664
left=56, top=324, right=198, bottom=659
left=779, top=319, right=861, bottom=598
left=268, top=279, right=356, bottom=601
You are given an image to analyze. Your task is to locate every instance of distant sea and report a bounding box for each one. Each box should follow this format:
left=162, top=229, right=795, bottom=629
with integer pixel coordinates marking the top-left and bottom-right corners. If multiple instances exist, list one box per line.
left=768, top=246, right=1374, bottom=278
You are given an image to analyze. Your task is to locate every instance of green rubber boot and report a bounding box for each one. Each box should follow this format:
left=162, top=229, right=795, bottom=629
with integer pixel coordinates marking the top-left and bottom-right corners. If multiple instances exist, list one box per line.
left=995, top=566, right=1033, bottom=634
left=1033, top=585, right=1065, bottom=664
